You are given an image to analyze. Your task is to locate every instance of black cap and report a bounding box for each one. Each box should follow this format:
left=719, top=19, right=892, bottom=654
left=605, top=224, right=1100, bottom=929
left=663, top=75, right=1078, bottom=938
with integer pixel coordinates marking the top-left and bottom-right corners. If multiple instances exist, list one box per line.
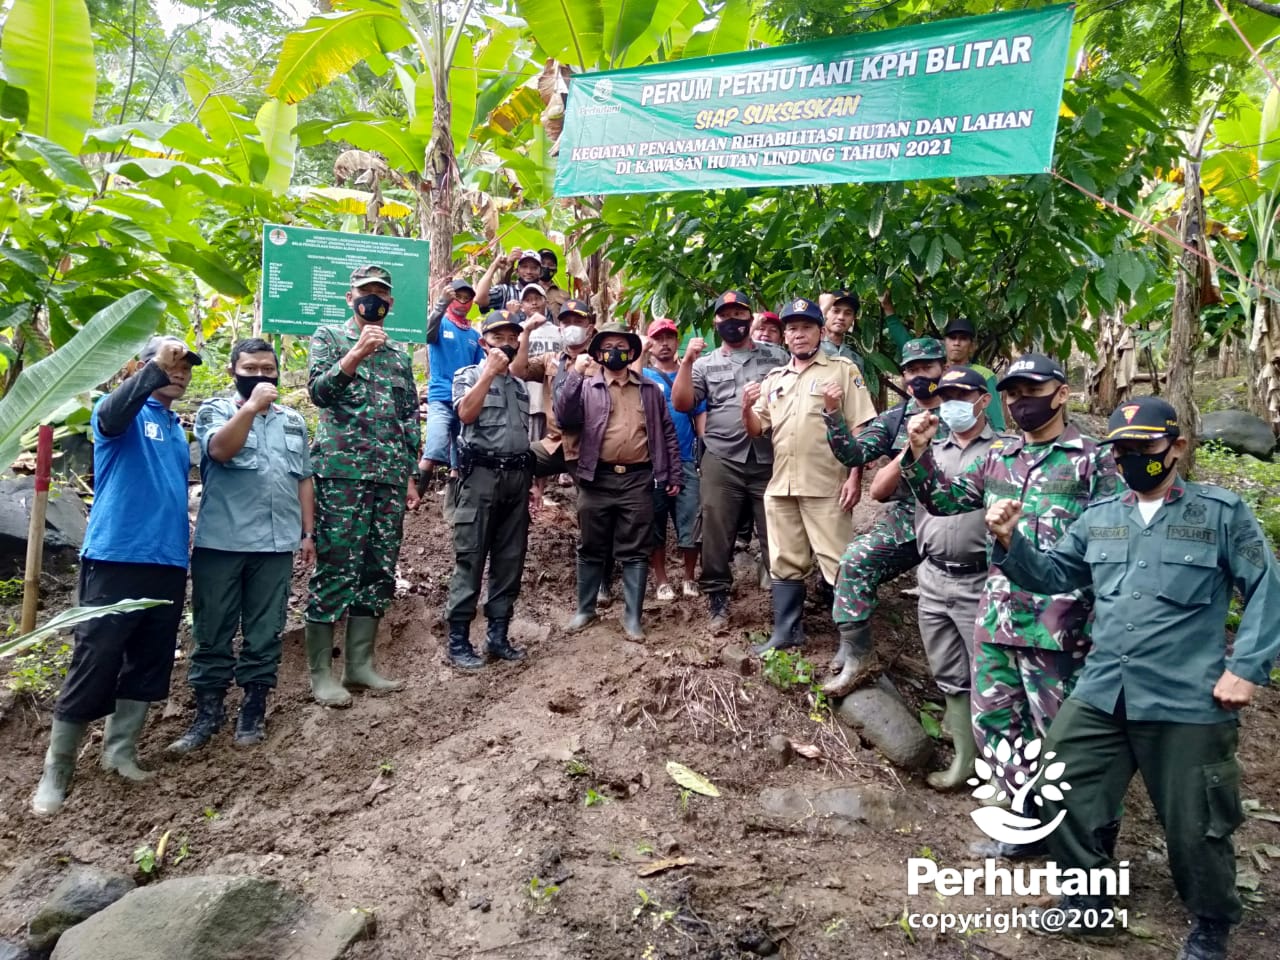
left=139, top=336, right=202, bottom=366
left=996, top=353, right=1067, bottom=391
left=1101, top=396, right=1180, bottom=443
left=539, top=247, right=557, bottom=262
left=936, top=365, right=989, bottom=394
left=830, top=288, right=860, bottom=310
left=449, top=278, right=475, bottom=296
left=944, top=316, right=976, bottom=337
left=713, top=290, right=753, bottom=314
left=481, top=310, right=523, bottom=335
left=779, top=297, right=824, bottom=326
left=559, top=298, right=591, bottom=319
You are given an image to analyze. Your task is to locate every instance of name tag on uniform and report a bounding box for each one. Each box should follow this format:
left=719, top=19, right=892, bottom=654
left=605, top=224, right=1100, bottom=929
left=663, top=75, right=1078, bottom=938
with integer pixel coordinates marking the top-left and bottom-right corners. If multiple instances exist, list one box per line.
left=809, top=380, right=824, bottom=395
left=443, top=329, right=455, bottom=340
left=144, top=421, right=162, bottom=441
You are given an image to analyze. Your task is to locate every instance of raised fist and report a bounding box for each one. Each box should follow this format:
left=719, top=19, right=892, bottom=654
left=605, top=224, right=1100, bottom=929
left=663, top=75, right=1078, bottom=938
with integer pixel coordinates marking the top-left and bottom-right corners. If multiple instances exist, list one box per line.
left=247, top=381, right=278, bottom=413
left=683, top=337, right=706, bottom=364
left=985, top=498, right=1023, bottom=547
left=484, top=347, right=511, bottom=376
left=906, top=411, right=939, bottom=455
left=151, top=337, right=189, bottom=373
left=822, top=381, right=843, bottom=412
left=742, top=381, right=762, bottom=408
left=574, top=353, right=600, bottom=377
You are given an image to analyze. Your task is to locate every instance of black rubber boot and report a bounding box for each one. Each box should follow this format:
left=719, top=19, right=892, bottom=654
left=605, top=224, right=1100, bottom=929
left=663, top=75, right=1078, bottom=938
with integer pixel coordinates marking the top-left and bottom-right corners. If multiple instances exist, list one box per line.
left=620, top=561, right=648, bottom=640
left=1095, top=819, right=1121, bottom=860
left=167, top=689, right=227, bottom=755
left=567, top=559, right=603, bottom=632
left=486, top=618, right=526, bottom=661
left=751, top=580, right=806, bottom=656
left=821, top=622, right=875, bottom=697
left=448, top=621, right=484, bottom=670
left=1177, top=917, right=1231, bottom=960
left=234, top=684, right=269, bottom=746
left=707, top=591, right=730, bottom=631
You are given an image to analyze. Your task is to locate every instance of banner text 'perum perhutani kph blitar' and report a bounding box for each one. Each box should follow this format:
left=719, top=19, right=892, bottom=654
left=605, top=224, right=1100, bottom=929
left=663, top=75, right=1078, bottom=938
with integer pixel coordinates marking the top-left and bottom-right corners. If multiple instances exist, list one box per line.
left=553, top=5, right=1075, bottom=196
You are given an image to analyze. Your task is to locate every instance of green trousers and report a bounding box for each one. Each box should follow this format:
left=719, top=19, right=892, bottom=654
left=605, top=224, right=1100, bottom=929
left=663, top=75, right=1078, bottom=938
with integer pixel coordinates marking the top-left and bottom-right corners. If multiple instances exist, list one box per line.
left=1042, top=696, right=1244, bottom=923
left=189, top=548, right=293, bottom=690
left=445, top=463, right=532, bottom=623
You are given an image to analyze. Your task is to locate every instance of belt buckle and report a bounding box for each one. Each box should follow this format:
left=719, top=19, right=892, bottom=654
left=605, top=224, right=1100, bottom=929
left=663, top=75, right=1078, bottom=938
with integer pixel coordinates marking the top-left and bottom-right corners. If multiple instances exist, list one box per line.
left=613, top=464, right=626, bottom=474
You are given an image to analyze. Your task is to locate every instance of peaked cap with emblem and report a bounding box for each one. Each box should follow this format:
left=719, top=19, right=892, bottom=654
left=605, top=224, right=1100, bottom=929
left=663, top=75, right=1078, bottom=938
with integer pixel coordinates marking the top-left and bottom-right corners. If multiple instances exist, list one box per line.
left=995, top=352, right=1067, bottom=390
left=1101, top=395, right=1180, bottom=443
left=481, top=309, right=524, bottom=335
left=779, top=297, right=824, bottom=326
left=713, top=290, right=753, bottom=314
left=937, top=365, right=989, bottom=393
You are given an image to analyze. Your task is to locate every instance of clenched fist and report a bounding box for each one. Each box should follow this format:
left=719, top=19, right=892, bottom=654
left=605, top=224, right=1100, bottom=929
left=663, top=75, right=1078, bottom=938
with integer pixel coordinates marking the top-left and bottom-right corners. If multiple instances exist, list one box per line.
left=906, top=410, right=939, bottom=456
left=742, top=381, right=762, bottom=408
left=985, top=498, right=1022, bottom=548
left=822, top=381, right=843, bottom=413
left=246, top=381, right=278, bottom=413
left=682, top=337, right=706, bottom=364
left=523, top=312, right=548, bottom=331
left=354, top=324, right=387, bottom=359
left=151, top=337, right=189, bottom=374
left=574, top=353, right=600, bottom=377
left=484, top=347, right=511, bottom=377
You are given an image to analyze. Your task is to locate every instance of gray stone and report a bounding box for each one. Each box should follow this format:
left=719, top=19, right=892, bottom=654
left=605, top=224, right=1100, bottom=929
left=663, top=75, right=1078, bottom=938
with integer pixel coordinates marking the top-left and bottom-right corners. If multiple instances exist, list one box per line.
left=0, top=477, right=88, bottom=564
left=766, top=734, right=793, bottom=768
left=758, top=784, right=918, bottom=833
left=51, top=875, right=371, bottom=960
left=0, top=939, right=31, bottom=960
left=27, top=868, right=135, bottom=952
left=1199, top=410, right=1277, bottom=460
left=718, top=645, right=753, bottom=676
left=835, top=679, right=933, bottom=770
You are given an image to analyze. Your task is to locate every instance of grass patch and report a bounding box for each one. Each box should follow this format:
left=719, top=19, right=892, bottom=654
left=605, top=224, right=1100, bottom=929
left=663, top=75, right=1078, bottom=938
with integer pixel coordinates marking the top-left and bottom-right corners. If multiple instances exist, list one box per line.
left=1194, top=441, right=1280, bottom=548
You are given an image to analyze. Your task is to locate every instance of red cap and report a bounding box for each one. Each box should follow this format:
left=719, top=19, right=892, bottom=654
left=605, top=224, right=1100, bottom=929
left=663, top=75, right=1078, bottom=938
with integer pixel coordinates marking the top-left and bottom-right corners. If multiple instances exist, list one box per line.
left=759, top=311, right=781, bottom=326
left=646, top=318, right=679, bottom=337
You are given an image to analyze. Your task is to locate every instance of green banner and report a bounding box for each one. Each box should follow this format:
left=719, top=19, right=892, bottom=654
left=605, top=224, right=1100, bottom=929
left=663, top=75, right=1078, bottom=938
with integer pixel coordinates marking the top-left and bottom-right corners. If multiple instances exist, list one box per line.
left=260, top=224, right=430, bottom=343
left=554, top=5, right=1074, bottom=196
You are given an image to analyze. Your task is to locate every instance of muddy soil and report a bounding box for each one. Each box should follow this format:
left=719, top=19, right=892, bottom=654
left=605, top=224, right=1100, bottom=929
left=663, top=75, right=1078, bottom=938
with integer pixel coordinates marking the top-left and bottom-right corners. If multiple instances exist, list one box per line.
left=2, top=482, right=1278, bottom=960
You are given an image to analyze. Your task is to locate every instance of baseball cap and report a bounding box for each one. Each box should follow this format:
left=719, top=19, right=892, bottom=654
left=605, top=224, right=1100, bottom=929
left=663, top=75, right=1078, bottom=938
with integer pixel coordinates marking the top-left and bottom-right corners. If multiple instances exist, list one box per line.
left=647, top=318, right=679, bottom=337
left=1101, top=396, right=1180, bottom=443
left=516, top=250, right=541, bottom=265
left=779, top=297, right=824, bottom=326
left=758, top=311, right=781, bottom=327
left=559, top=298, right=592, bottom=319
left=713, top=290, right=753, bottom=314
left=899, top=337, right=945, bottom=368
left=829, top=288, right=860, bottom=309
left=936, top=366, right=989, bottom=394
left=539, top=247, right=558, bottom=262
left=350, top=265, right=393, bottom=290
left=520, top=283, right=547, bottom=298
left=944, top=316, right=976, bottom=337
left=139, top=336, right=203, bottom=367
left=449, top=278, right=475, bottom=296
left=996, top=353, right=1068, bottom=390
left=481, top=310, right=524, bottom=335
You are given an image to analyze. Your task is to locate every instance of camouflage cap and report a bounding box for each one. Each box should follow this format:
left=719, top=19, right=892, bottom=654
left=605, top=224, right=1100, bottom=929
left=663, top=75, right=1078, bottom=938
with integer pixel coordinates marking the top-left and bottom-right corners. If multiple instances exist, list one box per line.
left=351, top=265, right=393, bottom=290
left=899, top=337, right=945, bottom=368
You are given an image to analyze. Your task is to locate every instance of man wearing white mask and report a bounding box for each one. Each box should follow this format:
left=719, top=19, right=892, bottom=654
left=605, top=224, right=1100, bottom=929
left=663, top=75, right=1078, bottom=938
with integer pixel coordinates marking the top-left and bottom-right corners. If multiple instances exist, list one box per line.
left=527, top=298, right=596, bottom=478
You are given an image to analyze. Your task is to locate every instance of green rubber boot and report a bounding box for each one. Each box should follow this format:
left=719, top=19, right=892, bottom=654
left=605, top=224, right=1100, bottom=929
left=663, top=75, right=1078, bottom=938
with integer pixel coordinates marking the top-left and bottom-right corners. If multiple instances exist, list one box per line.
left=928, top=693, right=978, bottom=791
left=305, top=621, right=352, bottom=707
left=342, top=615, right=404, bottom=692
left=32, top=719, right=88, bottom=816
left=100, top=699, right=155, bottom=782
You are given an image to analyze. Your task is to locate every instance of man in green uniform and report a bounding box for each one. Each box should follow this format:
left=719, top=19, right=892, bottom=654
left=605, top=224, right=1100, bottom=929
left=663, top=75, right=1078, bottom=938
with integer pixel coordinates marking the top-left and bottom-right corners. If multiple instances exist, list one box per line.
left=821, top=338, right=947, bottom=696
left=987, top=396, right=1280, bottom=959
left=305, top=265, right=420, bottom=706
left=942, top=317, right=1005, bottom=430
left=901, top=353, right=1118, bottom=855
left=444, top=310, right=536, bottom=669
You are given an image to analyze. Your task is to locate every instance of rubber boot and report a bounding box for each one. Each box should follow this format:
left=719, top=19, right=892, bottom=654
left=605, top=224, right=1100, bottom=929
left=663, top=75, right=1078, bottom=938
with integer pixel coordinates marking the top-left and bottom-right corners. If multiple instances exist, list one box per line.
left=101, top=699, right=155, bottom=782
left=32, top=720, right=88, bottom=816
left=448, top=621, right=484, bottom=670
left=486, top=618, right=526, bottom=661
left=751, top=580, right=806, bottom=656
left=234, top=683, right=269, bottom=746
left=566, top=559, right=604, bottom=632
left=707, top=591, right=730, bottom=631
left=343, top=615, right=404, bottom=692
left=167, top=688, right=227, bottom=755
left=927, top=693, right=977, bottom=791
left=821, top=621, right=875, bottom=697
left=1177, top=917, right=1231, bottom=960
left=598, top=555, right=616, bottom=606
left=620, top=561, right=648, bottom=640
left=305, top=621, right=351, bottom=707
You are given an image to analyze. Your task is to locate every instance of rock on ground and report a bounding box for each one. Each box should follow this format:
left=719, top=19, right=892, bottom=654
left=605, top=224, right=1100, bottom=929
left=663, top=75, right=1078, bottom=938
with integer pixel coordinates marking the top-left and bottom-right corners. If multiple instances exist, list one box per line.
left=26, top=867, right=134, bottom=953
left=0, top=476, right=87, bottom=566
left=1199, top=410, right=1277, bottom=460
left=50, top=875, right=371, bottom=960
left=834, top=677, right=933, bottom=770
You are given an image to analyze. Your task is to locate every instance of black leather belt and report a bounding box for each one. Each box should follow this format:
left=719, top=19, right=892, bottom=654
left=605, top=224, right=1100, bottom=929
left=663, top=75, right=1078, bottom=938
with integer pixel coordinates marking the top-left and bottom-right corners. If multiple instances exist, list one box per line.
left=927, top=556, right=988, bottom=576
left=466, top=450, right=532, bottom=471
left=597, top=460, right=651, bottom=474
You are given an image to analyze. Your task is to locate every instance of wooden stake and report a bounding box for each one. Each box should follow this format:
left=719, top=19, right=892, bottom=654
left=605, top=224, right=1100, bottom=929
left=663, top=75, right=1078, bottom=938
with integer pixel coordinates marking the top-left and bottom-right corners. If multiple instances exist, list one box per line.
left=20, top=425, right=54, bottom=635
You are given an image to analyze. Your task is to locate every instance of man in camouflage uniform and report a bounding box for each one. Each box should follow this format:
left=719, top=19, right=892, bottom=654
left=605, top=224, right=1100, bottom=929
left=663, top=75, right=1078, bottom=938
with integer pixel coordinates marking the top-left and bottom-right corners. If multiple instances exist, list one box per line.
left=305, top=265, right=421, bottom=707
left=820, top=338, right=947, bottom=696
left=901, top=353, right=1118, bottom=855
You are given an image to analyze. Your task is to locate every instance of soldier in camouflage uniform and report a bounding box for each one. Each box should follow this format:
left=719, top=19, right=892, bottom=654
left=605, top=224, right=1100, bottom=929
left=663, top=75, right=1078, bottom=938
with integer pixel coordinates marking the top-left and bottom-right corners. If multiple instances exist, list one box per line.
left=304, top=265, right=421, bottom=707
left=821, top=338, right=947, bottom=696
left=900, top=353, right=1118, bottom=855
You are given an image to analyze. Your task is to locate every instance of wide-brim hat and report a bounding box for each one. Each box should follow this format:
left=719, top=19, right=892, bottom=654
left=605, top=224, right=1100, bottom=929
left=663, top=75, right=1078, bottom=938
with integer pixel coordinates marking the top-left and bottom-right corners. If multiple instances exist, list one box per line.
left=588, top=322, right=642, bottom=357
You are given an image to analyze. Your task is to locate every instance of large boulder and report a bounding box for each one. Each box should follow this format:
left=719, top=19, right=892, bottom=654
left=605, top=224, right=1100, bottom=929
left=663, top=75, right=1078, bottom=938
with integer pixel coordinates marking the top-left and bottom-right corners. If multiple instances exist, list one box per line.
left=1199, top=410, right=1277, bottom=460
left=50, top=875, right=370, bottom=960
left=835, top=676, right=934, bottom=771
left=0, top=476, right=87, bottom=565
left=26, top=868, right=134, bottom=953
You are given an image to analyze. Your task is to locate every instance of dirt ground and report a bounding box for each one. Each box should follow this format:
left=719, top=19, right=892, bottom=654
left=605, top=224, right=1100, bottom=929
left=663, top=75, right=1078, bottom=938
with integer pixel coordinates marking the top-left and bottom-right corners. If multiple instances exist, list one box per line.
left=2, top=482, right=1279, bottom=960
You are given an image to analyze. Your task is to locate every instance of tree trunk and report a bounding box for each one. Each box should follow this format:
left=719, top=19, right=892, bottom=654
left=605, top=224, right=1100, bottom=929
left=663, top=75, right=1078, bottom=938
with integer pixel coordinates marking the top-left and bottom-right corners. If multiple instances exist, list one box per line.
left=426, top=88, right=457, bottom=301
left=1086, top=308, right=1135, bottom=414
left=1248, top=265, right=1280, bottom=431
left=1167, top=160, right=1205, bottom=474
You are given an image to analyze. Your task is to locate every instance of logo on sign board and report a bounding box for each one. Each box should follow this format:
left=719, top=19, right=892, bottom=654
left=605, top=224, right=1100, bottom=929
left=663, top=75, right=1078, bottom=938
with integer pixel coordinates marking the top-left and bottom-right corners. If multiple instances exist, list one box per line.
left=268, top=228, right=287, bottom=246
left=592, top=79, right=614, bottom=104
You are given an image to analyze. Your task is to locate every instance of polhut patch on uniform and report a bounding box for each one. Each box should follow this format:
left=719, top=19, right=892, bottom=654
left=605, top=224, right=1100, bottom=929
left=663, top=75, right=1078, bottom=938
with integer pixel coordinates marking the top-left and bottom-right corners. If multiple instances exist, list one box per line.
left=1089, top=526, right=1128, bottom=539
left=1166, top=526, right=1216, bottom=544
left=1239, top=540, right=1266, bottom=569
left=1181, top=500, right=1208, bottom=525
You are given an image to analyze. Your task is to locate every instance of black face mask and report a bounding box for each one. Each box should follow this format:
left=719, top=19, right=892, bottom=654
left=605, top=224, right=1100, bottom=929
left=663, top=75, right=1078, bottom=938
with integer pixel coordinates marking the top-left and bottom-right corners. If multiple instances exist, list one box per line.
left=1009, top=393, right=1062, bottom=433
left=541, top=265, right=554, bottom=282
left=716, top=320, right=750, bottom=344
left=600, top=347, right=632, bottom=371
left=907, top=375, right=940, bottom=401
left=234, top=374, right=277, bottom=400
left=354, top=294, right=389, bottom=323
left=1117, top=450, right=1176, bottom=493
left=498, top=344, right=518, bottom=362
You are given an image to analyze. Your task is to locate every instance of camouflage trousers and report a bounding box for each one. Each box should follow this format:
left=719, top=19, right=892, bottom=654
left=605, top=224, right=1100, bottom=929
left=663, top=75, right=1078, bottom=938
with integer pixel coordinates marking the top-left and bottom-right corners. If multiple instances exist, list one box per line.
left=307, top=478, right=407, bottom=623
left=832, top=500, right=920, bottom=625
left=972, top=642, right=1086, bottom=794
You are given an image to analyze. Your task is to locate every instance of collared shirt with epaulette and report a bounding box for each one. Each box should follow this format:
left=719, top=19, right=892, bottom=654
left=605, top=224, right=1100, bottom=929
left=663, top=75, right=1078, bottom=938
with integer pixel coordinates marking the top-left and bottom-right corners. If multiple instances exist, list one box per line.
left=308, top=318, right=419, bottom=486
left=452, top=366, right=531, bottom=456
left=902, top=422, right=1119, bottom=651
left=692, top=341, right=789, bottom=464
left=915, top=422, right=1002, bottom=564
left=820, top=339, right=865, bottom=373
left=193, top=396, right=312, bottom=553
left=753, top=352, right=876, bottom=497
left=995, top=478, right=1280, bottom=724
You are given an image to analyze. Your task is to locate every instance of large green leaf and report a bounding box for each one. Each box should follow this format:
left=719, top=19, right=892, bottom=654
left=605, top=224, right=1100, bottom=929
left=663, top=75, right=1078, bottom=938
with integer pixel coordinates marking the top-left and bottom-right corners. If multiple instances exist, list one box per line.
left=0, top=599, right=173, bottom=658
left=254, top=99, right=298, bottom=194
left=0, top=0, right=96, bottom=152
left=323, top=120, right=426, bottom=174
left=682, top=0, right=750, bottom=59
left=184, top=68, right=269, bottom=184
left=0, top=79, right=30, bottom=123
left=617, top=0, right=699, bottom=68
left=602, top=0, right=652, bottom=68
left=516, top=0, right=604, bottom=70
left=0, top=290, right=163, bottom=469
left=14, top=133, right=95, bottom=190
left=449, top=31, right=478, bottom=155
left=1259, top=86, right=1280, bottom=194
left=165, top=243, right=251, bottom=297
left=266, top=3, right=417, bottom=104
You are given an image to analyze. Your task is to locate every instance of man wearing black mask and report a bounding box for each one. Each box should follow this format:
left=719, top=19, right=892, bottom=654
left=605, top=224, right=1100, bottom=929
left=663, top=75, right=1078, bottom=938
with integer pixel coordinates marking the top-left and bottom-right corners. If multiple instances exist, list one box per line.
left=171, top=338, right=316, bottom=753
left=673, top=291, right=789, bottom=630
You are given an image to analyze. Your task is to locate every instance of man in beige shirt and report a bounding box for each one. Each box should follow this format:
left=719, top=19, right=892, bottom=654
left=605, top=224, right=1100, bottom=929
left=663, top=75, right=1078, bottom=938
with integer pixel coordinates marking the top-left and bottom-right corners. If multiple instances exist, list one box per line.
left=745, top=297, right=877, bottom=655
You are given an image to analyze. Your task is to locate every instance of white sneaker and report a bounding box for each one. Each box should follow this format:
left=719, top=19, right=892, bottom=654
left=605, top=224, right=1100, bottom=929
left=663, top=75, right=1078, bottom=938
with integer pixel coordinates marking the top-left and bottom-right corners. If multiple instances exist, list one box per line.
left=656, top=583, right=676, bottom=601
left=682, top=580, right=700, bottom=598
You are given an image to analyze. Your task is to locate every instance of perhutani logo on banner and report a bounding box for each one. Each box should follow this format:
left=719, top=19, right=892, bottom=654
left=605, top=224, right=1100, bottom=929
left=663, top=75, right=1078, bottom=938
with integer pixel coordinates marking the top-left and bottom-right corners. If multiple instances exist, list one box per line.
left=907, top=737, right=1130, bottom=897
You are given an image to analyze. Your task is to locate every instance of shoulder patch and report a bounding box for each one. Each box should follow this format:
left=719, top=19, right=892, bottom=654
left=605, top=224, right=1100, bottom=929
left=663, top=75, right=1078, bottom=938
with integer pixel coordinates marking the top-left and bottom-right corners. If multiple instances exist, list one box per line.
left=1195, top=484, right=1241, bottom=507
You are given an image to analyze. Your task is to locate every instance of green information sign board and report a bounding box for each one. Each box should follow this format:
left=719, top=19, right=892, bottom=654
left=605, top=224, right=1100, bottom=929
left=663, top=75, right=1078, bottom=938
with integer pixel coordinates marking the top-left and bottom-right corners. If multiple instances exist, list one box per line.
left=260, top=224, right=430, bottom=343
left=554, top=5, right=1073, bottom=197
